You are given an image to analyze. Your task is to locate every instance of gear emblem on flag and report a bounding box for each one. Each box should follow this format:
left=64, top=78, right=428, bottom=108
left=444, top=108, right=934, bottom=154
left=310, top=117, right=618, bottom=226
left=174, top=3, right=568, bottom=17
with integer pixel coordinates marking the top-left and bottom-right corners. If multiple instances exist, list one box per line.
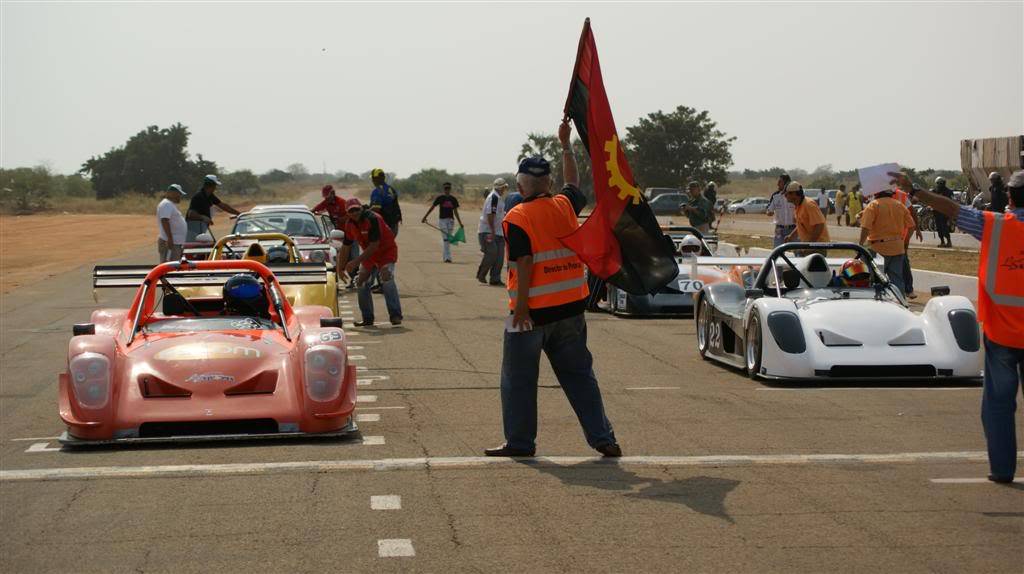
left=604, top=136, right=642, bottom=205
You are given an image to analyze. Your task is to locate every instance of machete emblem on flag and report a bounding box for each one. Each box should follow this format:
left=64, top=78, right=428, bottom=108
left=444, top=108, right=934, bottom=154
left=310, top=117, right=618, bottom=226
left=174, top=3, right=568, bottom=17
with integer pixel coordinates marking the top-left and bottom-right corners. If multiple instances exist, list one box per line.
left=603, top=135, right=642, bottom=205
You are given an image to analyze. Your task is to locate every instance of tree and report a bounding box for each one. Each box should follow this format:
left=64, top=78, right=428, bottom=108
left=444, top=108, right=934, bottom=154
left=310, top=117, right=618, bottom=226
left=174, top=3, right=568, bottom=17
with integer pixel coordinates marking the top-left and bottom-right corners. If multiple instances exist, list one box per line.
left=623, top=106, right=735, bottom=188
left=517, top=134, right=593, bottom=198
left=259, top=169, right=293, bottom=184
left=79, top=123, right=218, bottom=199
left=287, top=163, right=309, bottom=179
left=394, top=169, right=466, bottom=198
left=221, top=170, right=260, bottom=195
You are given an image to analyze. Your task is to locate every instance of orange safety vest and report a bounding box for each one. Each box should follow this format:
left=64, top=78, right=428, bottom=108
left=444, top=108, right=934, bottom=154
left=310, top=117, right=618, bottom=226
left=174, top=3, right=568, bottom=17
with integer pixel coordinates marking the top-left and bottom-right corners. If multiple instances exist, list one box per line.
left=978, top=211, right=1024, bottom=348
left=503, top=195, right=589, bottom=310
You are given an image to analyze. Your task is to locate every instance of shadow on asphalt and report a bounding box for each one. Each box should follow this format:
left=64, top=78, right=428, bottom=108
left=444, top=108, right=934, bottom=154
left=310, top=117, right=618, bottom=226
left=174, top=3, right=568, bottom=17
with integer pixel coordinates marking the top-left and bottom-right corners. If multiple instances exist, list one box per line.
left=520, top=460, right=739, bottom=523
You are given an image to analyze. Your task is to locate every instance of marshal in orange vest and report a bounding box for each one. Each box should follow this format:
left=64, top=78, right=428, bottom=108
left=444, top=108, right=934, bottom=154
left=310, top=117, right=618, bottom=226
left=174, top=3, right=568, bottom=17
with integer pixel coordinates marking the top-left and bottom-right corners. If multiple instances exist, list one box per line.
left=978, top=211, right=1024, bottom=348
left=503, top=195, right=589, bottom=310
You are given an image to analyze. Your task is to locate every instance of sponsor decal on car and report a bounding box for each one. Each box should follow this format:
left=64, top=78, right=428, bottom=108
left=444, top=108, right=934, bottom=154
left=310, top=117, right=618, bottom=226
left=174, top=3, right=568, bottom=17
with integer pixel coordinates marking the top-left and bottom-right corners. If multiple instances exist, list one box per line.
left=184, top=373, right=236, bottom=384
left=155, top=344, right=262, bottom=361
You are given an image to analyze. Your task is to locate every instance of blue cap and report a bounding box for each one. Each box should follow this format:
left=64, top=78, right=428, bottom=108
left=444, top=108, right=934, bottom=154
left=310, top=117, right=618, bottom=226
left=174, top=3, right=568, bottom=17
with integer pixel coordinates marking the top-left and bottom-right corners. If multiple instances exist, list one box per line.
left=204, top=174, right=222, bottom=186
left=167, top=184, right=186, bottom=195
left=517, top=156, right=550, bottom=177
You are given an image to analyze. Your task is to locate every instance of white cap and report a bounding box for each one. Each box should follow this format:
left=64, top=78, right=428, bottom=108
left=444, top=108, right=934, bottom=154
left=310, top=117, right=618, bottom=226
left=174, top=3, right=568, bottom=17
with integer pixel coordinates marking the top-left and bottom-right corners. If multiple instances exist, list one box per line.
left=493, top=177, right=508, bottom=189
left=167, top=184, right=186, bottom=195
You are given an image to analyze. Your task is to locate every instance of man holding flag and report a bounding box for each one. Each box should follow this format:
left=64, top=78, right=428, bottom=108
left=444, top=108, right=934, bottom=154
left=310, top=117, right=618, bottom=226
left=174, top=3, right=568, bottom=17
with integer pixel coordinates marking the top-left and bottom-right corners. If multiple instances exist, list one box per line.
left=485, top=121, right=621, bottom=459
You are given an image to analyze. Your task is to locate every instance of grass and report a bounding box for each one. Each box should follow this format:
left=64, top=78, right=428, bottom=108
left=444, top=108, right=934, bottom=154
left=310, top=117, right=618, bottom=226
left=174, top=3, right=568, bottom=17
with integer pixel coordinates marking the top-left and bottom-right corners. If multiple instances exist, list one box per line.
left=717, top=232, right=978, bottom=277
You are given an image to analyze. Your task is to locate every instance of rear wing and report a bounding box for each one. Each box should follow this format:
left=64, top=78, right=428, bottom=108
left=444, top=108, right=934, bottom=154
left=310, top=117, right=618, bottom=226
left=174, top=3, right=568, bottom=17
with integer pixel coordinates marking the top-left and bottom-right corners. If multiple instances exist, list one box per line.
left=182, top=242, right=332, bottom=260
left=692, top=256, right=877, bottom=268
left=93, top=263, right=332, bottom=289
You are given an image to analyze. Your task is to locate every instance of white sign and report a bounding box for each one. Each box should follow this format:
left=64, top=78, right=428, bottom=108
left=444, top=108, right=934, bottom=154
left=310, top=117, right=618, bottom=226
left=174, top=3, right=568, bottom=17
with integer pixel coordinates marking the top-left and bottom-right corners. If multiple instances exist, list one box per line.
left=677, top=279, right=704, bottom=293
left=858, top=163, right=901, bottom=198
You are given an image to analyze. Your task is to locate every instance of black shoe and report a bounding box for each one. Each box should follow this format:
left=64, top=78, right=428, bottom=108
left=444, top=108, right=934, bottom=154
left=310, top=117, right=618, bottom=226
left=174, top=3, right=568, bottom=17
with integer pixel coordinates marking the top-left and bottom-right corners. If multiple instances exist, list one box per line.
left=484, top=444, right=535, bottom=457
left=489, top=281, right=506, bottom=287
left=988, top=474, right=1015, bottom=484
left=353, top=320, right=374, bottom=327
left=444, top=259, right=453, bottom=263
left=371, top=285, right=383, bottom=294
left=389, top=316, right=402, bottom=326
left=595, top=443, right=622, bottom=457
left=477, top=275, right=487, bottom=284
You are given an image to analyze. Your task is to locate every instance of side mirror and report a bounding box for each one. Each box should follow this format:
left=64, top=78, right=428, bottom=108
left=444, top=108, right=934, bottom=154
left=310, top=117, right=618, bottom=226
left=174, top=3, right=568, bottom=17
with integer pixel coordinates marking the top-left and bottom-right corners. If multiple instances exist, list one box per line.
left=930, top=286, right=951, bottom=297
left=195, top=232, right=214, bottom=243
left=329, top=230, right=346, bottom=241
left=73, top=323, right=96, bottom=336
left=320, top=317, right=344, bottom=329
left=745, top=289, right=764, bottom=300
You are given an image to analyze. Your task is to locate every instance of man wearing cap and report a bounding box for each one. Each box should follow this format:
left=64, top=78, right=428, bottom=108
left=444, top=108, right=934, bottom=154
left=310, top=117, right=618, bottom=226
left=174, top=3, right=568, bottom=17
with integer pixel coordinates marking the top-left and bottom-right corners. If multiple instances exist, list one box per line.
left=682, top=181, right=713, bottom=234
left=485, top=120, right=620, bottom=459
left=157, top=184, right=188, bottom=262
left=893, top=169, right=1024, bottom=485
left=312, top=184, right=347, bottom=229
left=476, top=178, right=508, bottom=285
left=185, top=175, right=241, bottom=241
left=369, top=169, right=403, bottom=236
left=858, top=187, right=915, bottom=293
left=766, top=173, right=796, bottom=247
left=784, top=181, right=831, bottom=244
left=338, top=198, right=402, bottom=326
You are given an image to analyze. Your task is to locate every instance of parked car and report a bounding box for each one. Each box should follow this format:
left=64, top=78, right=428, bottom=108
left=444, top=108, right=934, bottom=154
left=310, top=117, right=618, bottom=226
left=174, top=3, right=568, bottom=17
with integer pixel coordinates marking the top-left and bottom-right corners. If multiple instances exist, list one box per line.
left=648, top=192, right=688, bottom=215
left=726, top=197, right=769, bottom=214
left=644, top=187, right=681, bottom=200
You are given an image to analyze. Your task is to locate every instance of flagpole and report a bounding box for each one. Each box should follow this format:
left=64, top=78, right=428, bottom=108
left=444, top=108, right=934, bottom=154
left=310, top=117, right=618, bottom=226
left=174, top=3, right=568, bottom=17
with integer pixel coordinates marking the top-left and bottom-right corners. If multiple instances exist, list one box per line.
left=562, top=17, right=591, bottom=121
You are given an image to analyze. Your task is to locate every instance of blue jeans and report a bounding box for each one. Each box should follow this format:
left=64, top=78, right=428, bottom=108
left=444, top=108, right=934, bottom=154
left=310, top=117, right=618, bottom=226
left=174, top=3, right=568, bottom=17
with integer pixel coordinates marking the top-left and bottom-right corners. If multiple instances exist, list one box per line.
left=882, top=253, right=906, bottom=294
left=357, top=262, right=402, bottom=323
left=901, top=252, right=914, bottom=294
left=499, top=314, right=616, bottom=451
left=982, top=335, right=1023, bottom=479
left=773, top=225, right=795, bottom=247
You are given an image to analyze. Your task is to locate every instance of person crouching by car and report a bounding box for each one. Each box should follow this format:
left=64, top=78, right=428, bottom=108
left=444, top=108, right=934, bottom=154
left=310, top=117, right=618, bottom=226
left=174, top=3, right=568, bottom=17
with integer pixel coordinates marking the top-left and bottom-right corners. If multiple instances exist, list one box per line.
left=157, top=184, right=188, bottom=262
left=185, top=174, right=241, bottom=241
left=338, top=199, right=402, bottom=327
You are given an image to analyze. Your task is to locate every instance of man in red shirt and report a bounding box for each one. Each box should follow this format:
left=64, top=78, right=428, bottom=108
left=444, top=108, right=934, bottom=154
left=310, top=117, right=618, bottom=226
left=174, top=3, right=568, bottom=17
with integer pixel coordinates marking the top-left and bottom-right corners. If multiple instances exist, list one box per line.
left=338, top=198, right=402, bottom=326
left=312, top=185, right=347, bottom=228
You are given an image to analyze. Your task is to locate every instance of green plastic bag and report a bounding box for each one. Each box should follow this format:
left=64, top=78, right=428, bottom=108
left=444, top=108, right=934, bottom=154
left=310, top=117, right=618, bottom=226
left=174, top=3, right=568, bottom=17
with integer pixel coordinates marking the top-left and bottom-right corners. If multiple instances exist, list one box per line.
left=449, top=226, right=466, bottom=245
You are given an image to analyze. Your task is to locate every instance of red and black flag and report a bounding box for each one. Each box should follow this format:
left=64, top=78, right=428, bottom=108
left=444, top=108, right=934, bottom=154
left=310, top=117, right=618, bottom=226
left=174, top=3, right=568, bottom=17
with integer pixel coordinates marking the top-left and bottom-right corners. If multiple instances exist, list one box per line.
left=560, top=18, right=678, bottom=295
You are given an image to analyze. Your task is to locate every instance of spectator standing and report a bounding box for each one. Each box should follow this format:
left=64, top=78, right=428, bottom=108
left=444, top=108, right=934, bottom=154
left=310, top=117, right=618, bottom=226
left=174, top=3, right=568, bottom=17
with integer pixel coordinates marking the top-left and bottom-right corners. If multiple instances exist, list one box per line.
left=681, top=181, right=713, bottom=234
left=484, top=120, right=620, bottom=458
left=421, top=182, right=464, bottom=263
left=766, top=173, right=796, bottom=246
left=931, top=177, right=954, bottom=247
left=338, top=199, right=402, bottom=326
left=858, top=188, right=915, bottom=293
left=476, top=178, right=508, bottom=285
left=988, top=172, right=1008, bottom=214
left=504, top=187, right=524, bottom=213
left=784, top=182, right=830, bottom=244
left=369, top=168, right=403, bottom=236
left=835, top=185, right=848, bottom=226
left=157, top=184, right=188, bottom=262
left=704, top=181, right=718, bottom=205
left=893, top=182, right=925, bottom=299
left=896, top=170, right=1024, bottom=484
left=817, top=188, right=830, bottom=214
left=185, top=175, right=241, bottom=241
left=847, top=184, right=864, bottom=225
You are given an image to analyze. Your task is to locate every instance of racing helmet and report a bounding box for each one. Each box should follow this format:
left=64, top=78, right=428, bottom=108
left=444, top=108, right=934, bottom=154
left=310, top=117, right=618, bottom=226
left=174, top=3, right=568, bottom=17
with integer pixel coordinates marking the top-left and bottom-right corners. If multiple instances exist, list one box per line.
left=839, top=259, right=871, bottom=288
left=933, top=176, right=946, bottom=186
left=678, top=234, right=702, bottom=255
left=223, top=274, right=265, bottom=314
left=265, top=245, right=290, bottom=264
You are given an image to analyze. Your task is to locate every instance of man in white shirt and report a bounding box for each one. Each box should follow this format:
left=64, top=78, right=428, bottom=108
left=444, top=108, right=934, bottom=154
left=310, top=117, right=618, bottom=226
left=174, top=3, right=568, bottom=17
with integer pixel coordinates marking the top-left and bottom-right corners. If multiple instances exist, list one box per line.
left=818, top=189, right=830, bottom=213
left=157, top=184, right=188, bottom=262
left=765, top=173, right=796, bottom=247
left=476, top=178, right=508, bottom=285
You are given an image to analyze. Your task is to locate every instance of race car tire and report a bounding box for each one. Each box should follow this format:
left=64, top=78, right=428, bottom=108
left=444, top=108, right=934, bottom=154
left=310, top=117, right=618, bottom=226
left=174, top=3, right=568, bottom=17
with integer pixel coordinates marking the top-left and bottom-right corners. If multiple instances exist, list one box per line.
left=745, top=310, right=763, bottom=379
left=696, top=295, right=711, bottom=359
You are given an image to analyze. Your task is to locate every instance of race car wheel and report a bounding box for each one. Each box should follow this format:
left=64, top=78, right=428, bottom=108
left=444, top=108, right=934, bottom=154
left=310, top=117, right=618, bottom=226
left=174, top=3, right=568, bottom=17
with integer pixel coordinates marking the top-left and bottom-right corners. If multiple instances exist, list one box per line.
left=745, top=310, right=763, bottom=379
left=696, top=296, right=711, bottom=359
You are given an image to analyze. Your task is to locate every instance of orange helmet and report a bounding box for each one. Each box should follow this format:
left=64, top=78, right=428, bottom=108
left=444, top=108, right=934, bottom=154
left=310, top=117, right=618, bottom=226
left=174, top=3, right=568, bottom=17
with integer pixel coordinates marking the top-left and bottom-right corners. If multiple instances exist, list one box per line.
left=840, top=259, right=870, bottom=287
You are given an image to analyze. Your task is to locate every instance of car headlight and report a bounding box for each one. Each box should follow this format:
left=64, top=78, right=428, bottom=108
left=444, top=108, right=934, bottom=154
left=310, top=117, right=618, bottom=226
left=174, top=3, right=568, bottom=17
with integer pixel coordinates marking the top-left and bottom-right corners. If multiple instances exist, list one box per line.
left=69, top=352, right=111, bottom=409
left=304, top=345, right=345, bottom=402
left=309, top=250, right=327, bottom=263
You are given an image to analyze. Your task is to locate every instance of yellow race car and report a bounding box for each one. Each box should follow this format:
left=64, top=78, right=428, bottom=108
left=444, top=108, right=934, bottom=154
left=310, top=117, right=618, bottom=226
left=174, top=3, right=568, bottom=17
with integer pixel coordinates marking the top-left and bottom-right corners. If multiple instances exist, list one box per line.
left=178, top=232, right=339, bottom=315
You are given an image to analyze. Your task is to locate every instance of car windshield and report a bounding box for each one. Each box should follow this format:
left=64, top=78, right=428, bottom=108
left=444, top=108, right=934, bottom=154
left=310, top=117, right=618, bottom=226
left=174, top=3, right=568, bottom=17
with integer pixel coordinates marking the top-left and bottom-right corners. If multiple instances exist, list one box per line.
left=145, top=316, right=277, bottom=333
left=234, top=211, right=322, bottom=237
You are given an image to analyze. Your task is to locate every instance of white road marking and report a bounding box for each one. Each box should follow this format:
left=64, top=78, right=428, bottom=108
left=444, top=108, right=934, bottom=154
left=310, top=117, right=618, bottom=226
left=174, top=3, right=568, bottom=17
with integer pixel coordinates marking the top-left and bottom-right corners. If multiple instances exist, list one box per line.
left=351, top=340, right=382, bottom=345
left=357, top=413, right=381, bottom=423
left=349, top=355, right=367, bottom=361
left=371, top=495, right=401, bottom=510
left=357, top=366, right=368, bottom=371
left=25, top=442, right=61, bottom=453
left=357, top=381, right=372, bottom=387
left=2, top=451, right=1009, bottom=482
left=11, top=436, right=60, bottom=442
left=930, top=478, right=1024, bottom=484
left=378, top=539, right=415, bottom=558
left=756, top=387, right=979, bottom=392
left=347, top=346, right=364, bottom=350
left=625, top=387, right=680, bottom=390
left=362, top=436, right=386, bottom=446
left=359, top=406, right=406, bottom=410
left=357, top=395, right=378, bottom=403
left=359, top=375, right=390, bottom=381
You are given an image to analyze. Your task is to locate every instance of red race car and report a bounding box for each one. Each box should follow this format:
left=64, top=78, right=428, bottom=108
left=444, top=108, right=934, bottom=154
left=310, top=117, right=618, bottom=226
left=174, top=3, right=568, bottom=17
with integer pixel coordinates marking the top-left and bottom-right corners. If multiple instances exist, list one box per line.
left=59, top=259, right=358, bottom=445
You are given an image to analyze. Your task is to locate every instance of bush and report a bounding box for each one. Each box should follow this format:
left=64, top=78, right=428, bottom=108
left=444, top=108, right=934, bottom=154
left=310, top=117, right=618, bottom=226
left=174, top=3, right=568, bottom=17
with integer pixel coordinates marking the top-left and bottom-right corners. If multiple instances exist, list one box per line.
left=0, top=166, right=56, bottom=213
left=393, top=169, right=466, bottom=198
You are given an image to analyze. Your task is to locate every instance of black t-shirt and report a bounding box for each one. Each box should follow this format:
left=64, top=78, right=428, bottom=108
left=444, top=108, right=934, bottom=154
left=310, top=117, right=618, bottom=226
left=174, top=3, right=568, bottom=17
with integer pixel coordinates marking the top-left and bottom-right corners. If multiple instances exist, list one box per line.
left=188, top=190, right=222, bottom=218
left=432, top=194, right=460, bottom=219
left=505, top=184, right=588, bottom=326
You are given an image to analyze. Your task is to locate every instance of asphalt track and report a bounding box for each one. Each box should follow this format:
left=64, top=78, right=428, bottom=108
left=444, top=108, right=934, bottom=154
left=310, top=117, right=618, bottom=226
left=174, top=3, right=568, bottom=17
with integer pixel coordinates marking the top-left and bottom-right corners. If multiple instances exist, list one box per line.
left=1, top=205, right=1021, bottom=573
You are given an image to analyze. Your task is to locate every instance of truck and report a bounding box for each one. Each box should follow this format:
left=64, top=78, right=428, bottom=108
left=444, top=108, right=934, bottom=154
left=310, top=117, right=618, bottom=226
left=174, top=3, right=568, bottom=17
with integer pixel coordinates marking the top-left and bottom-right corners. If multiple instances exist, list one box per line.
left=960, top=136, right=1024, bottom=201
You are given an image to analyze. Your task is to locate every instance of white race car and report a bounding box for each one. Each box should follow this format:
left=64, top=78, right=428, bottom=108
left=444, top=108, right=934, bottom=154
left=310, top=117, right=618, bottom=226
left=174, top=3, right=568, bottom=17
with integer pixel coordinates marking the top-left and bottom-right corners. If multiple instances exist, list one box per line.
left=694, top=242, right=983, bottom=381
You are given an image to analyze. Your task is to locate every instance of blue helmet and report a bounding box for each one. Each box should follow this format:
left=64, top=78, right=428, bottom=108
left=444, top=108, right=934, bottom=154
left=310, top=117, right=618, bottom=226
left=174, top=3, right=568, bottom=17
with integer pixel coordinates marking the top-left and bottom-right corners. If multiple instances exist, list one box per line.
left=223, top=274, right=264, bottom=311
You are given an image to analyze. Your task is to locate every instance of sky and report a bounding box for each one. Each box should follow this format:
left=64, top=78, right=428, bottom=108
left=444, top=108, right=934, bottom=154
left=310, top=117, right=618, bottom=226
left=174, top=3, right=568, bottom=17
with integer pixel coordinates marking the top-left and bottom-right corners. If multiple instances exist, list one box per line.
left=2, top=1, right=1022, bottom=178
